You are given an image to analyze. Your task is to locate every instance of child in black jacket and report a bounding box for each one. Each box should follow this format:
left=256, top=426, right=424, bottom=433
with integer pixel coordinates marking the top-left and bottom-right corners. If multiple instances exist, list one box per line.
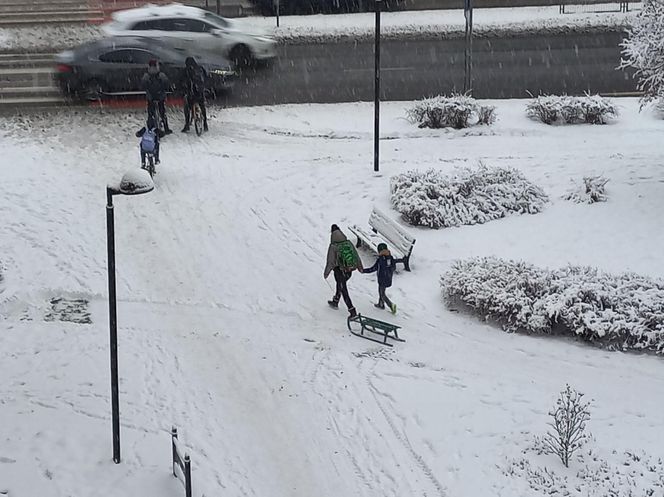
left=362, top=242, right=397, bottom=314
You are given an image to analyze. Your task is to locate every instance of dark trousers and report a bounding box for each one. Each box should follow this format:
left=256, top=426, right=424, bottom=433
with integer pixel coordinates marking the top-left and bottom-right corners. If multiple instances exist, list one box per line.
left=332, top=267, right=354, bottom=310
left=184, top=94, right=207, bottom=128
left=378, top=285, right=393, bottom=308
left=148, top=99, right=170, bottom=131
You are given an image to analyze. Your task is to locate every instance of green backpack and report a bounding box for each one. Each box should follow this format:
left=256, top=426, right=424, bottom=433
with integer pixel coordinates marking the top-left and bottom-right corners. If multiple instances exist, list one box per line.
left=336, top=240, right=359, bottom=271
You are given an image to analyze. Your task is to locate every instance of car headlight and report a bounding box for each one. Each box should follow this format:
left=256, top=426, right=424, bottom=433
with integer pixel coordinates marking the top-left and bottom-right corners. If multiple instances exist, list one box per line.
left=210, top=69, right=235, bottom=77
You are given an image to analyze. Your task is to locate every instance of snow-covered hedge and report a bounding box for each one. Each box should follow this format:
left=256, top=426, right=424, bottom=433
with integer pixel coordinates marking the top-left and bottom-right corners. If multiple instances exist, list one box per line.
left=406, top=95, right=496, bottom=129
left=563, top=175, right=609, bottom=203
left=390, top=165, right=548, bottom=229
left=526, top=95, right=618, bottom=125
left=442, top=257, right=664, bottom=353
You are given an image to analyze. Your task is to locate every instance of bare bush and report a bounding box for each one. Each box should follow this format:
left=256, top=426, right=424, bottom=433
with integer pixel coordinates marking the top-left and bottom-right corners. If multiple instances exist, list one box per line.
left=563, top=175, right=609, bottom=203
left=543, top=385, right=591, bottom=468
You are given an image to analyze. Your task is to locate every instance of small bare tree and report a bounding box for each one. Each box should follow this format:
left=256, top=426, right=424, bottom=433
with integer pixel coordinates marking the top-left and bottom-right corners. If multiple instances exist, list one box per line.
left=543, top=384, right=591, bottom=467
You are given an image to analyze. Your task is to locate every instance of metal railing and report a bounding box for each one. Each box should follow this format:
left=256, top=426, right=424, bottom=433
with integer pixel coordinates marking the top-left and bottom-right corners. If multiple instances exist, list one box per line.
left=171, top=427, right=192, bottom=497
left=559, top=0, right=630, bottom=13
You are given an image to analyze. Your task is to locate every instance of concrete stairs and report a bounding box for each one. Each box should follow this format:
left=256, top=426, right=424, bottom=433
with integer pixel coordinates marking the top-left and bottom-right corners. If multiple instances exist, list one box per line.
left=0, top=53, right=64, bottom=108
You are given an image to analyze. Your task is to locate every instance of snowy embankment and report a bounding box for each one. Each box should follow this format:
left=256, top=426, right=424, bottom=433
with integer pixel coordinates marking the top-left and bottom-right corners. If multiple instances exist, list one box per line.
left=0, top=98, right=663, bottom=497
left=0, top=4, right=638, bottom=52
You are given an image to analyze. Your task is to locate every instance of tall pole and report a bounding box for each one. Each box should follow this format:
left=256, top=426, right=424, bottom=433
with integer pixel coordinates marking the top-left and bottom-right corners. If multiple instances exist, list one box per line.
left=374, top=0, right=381, bottom=172
left=276, top=0, right=279, bottom=27
left=464, top=0, right=473, bottom=94
left=106, top=188, right=121, bottom=464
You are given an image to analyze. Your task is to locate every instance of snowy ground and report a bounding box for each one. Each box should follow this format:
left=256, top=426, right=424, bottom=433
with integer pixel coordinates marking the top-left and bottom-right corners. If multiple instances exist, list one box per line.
left=0, top=3, right=640, bottom=51
left=1, top=98, right=663, bottom=497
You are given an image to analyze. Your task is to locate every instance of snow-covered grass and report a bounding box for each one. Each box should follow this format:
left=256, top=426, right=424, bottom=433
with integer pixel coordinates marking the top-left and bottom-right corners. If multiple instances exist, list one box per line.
left=251, top=4, right=640, bottom=43
left=0, top=97, right=663, bottom=497
left=442, top=257, right=664, bottom=352
left=390, top=165, right=548, bottom=228
left=0, top=4, right=640, bottom=51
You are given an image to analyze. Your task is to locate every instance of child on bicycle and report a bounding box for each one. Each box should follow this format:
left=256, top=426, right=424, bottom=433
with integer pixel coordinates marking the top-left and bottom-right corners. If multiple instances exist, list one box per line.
left=362, top=242, right=398, bottom=314
left=135, top=116, right=165, bottom=168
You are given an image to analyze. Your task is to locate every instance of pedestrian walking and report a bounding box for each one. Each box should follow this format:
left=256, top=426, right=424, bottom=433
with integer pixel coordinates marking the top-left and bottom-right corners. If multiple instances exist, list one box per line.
left=362, top=242, right=397, bottom=314
left=323, top=224, right=363, bottom=318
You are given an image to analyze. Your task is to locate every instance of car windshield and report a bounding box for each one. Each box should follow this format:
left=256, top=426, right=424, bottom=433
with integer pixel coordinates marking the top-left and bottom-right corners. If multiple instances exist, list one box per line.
left=202, top=12, right=229, bottom=29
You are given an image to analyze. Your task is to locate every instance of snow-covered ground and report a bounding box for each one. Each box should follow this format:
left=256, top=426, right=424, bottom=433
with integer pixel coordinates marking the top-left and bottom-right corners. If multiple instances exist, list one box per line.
left=0, top=3, right=639, bottom=51
left=1, top=98, right=663, bottom=497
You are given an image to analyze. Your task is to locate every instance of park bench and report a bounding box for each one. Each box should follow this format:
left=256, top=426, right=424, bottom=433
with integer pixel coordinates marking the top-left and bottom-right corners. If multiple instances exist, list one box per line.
left=347, top=314, right=405, bottom=347
left=348, top=206, right=416, bottom=271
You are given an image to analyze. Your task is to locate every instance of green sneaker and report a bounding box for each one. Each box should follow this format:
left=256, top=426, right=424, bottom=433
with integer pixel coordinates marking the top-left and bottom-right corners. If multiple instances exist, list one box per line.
left=390, top=303, right=397, bottom=315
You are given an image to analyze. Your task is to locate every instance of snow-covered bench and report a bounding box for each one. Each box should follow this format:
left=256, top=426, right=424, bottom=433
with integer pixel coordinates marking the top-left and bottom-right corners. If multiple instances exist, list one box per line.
left=348, top=207, right=416, bottom=272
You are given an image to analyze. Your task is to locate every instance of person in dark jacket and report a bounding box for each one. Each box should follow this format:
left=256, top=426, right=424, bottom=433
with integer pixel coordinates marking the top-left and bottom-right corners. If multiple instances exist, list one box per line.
left=324, top=224, right=363, bottom=318
left=181, top=56, right=208, bottom=133
left=362, top=242, right=397, bottom=314
left=142, top=59, right=172, bottom=134
left=135, top=115, right=165, bottom=167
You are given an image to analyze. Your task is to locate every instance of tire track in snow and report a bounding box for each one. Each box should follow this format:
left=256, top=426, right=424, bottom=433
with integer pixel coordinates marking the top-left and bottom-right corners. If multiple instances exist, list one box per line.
left=365, top=368, right=448, bottom=497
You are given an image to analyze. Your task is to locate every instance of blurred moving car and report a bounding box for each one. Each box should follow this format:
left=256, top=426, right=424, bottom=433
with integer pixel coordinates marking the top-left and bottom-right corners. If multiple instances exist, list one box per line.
left=102, top=3, right=277, bottom=67
left=54, top=36, right=235, bottom=100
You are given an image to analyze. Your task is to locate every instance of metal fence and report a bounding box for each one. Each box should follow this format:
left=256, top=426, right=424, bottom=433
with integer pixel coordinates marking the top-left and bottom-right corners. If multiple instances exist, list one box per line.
left=559, top=0, right=631, bottom=13
left=171, top=427, right=192, bottom=497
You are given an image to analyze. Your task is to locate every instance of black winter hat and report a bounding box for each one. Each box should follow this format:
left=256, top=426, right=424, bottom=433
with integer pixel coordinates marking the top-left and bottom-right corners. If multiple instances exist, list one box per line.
left=377, top=243, right=388, bottom=252
left=331, top=224, right=340, bottom=233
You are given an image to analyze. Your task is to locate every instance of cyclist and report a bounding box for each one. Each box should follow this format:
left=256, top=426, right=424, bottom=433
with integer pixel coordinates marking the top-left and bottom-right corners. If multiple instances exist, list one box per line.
left=142, top=59, right=172, bottom=135
left=181, top=56, right=208, bottom=133
left=136, top=115, right=165, bottom=169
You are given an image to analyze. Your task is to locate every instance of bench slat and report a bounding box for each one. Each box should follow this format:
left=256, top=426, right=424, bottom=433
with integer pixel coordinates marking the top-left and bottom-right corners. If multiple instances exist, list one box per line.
left=349, top=224, right=407, bottom=260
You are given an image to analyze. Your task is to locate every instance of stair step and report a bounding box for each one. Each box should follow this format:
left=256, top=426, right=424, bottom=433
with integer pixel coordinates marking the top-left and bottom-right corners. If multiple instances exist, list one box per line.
left=0, top=85, right=62, bottom=98
left=0, top=14, right=104, bottom=25
left=0, top=95, right=64, bottom=107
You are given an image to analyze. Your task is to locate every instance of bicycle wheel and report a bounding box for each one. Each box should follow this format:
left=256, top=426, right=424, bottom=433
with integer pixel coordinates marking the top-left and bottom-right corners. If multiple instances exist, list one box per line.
left=193, top=103, right=203, bottom=136
left=147, top=154, right=155, bottom=178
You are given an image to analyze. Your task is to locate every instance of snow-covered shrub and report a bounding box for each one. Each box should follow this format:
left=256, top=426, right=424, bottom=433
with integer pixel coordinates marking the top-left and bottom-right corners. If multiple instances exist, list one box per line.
left=525, top=95, right=560, bottom=124
left=390, top=165, right=548, bottom=229
left=580, top=95, right=618, bottom=124
left=526, top=95, right=617, bottom=125
left=406, top=94, right=496, bottom=129
left=563, top=176, right=609, bottom=203
left=442, top=257, right=664, bottom=353
left=476, top=104, right=496, bottom=125
left=620, top=0, right=664, bottom=105
left=543, top=385, right=591, bottom=468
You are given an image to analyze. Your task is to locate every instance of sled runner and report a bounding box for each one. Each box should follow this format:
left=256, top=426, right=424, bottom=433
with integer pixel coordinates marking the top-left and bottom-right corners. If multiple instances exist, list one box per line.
left=347, top=314, right=405, bottom=347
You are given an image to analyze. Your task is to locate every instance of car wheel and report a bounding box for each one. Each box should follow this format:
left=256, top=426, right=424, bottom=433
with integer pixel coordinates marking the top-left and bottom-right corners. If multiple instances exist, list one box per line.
left=82, top=79, right=105, bottom=102
left=230, top=44, right=253, bottom=69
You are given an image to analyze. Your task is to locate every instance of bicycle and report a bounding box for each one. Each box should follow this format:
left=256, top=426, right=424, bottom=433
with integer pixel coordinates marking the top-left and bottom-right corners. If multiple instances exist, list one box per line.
left=192, top=100, right=204, bottom=136
left=147, top=99, right=166, bottom=135
left=141, top=151, right=157, bottom=178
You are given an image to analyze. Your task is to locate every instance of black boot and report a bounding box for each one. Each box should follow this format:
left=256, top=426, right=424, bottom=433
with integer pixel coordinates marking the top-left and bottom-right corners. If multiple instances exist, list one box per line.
left=327, top=300, right=339, bottom=309
left=348, top=307, right=357, bottom=318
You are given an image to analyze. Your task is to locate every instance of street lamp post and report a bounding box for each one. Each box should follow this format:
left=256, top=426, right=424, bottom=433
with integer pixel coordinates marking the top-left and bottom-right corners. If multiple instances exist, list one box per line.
left=276, top=0, right=280, bottom=27
left=374, top=0, right=382, bottom=172
left=464, top=0, right=474, bottom=94
left=106, top=169, right=154, bottom=464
